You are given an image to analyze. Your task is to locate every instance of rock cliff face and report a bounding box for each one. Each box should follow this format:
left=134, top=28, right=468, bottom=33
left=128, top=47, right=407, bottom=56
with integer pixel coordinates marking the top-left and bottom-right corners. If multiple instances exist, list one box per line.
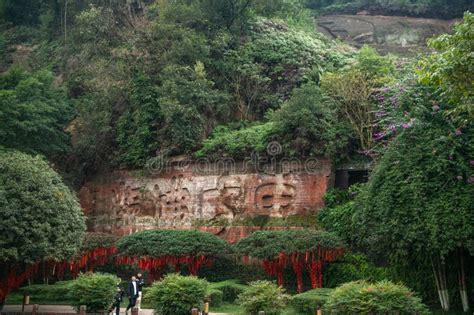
left=317, top=14, right=456, bottom=54
left=79, top=160, right=332, bottom=242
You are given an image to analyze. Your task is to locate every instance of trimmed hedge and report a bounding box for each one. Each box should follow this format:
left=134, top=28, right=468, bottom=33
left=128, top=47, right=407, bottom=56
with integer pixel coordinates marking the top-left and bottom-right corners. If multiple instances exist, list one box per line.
left=208, top=280, right=248, bottom=303
left=290, top=288, right=333, bottom=314
left=234, top=230, right=344, bottom=259
left=116, top=229, right=229, bottom=257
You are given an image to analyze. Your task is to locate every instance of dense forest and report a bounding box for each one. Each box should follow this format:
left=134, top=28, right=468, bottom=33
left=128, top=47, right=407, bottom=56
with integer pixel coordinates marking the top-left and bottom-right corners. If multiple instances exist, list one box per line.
left=0, top=0, right=473, bottom=313
left=0, top=0, right=472, bottom=186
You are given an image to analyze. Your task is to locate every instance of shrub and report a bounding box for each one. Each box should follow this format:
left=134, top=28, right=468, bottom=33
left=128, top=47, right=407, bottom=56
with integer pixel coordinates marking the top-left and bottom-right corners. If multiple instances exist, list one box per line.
left=324, top=280, right=429, bottom=314
left=324, top=253, right=389, bottom=288
left=196, top=122, right=275, bottom=160
left=236, top=280, right=289, bottom=315
left=69, top=273, right=119, bottom=312
left=209, top=280, right=248, bottom=303
left=206, top=288, right=223, bottom=307
left=290, top=288, right=333, bottom=314
left=145, top=274, right=208, bottom=315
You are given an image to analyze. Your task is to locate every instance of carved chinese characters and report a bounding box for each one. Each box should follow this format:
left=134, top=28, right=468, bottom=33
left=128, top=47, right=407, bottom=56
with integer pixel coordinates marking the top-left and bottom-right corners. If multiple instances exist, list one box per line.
left=79, top=160, right=332, bottom=235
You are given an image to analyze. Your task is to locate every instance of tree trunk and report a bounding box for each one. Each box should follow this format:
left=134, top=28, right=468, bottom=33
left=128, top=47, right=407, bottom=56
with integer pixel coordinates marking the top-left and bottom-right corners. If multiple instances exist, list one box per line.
left=431, top=255, right=450, bottom=311
left=64, top=0, right=68, bottom=41
left=458, top=249, right=470, bottom=312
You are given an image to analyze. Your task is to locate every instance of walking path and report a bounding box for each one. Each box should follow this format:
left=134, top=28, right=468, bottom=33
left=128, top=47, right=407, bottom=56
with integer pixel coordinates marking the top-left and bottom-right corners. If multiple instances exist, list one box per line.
left=2, top=305, right=231, bottom=315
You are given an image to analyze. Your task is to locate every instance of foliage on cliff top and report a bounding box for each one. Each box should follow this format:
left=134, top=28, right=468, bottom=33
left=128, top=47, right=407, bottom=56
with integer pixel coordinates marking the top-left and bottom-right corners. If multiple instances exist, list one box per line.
left=116, top=229, right=230, bottom=257
left=418, top=11, right=474, bottom=125
left=234, top=230, right=345, bottom=259
left=0, top=68, right=73, bottom=160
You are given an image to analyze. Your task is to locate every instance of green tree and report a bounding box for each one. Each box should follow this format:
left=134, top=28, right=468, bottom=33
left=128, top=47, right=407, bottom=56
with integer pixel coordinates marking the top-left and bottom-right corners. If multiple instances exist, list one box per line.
left=321, top=46, right=394, bottom=154
left=269, top=83, right=350, bottom=158
left=418, top=11, right=474, bottom=125
left=116, top=229, right=230, bottom=275
left=116, top=74, right=162, bottom=167
left=353, top=117, right=474, bottom=311
left=0, top=151, right=86, bottom=303
left=157, top=63, right=229, bottom=155
left=0, top=68, right=73, bottom=159
left=221, top=17, right=350, bottom=119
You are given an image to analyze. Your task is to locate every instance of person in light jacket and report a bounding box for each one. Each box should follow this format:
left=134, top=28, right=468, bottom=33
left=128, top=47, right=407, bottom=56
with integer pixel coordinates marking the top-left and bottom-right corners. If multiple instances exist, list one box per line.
left=135, top=273, right=145, bottom=310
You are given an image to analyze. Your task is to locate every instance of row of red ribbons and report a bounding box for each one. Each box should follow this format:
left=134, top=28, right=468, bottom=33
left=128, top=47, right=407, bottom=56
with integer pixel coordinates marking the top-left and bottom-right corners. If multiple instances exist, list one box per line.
left=0, top=247, right=117, bottom=301
left=1, top=246, right=344, bottom=300
left=115, top=255, right=212, bottom=275
left=257, top=247, right=345, bottom=292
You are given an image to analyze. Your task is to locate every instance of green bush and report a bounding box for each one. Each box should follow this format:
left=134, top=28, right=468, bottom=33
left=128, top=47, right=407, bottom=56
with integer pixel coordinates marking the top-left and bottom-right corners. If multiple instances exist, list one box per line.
left=145, top=274, right=208, bottom=315
left=324, top=253, right=389, bottom=288
left=209, top=280, right=248, bottom=303
left=69, top=273, right=119, bottom=312
left=290, top=288, right=333, bottom=314
left=236, top=280, right=289, bottom=315
left=196, top=123, right=275, bottom=160
left=206, top=288, right=223, bottom=307
left=324, top=280, right=429, bottom=314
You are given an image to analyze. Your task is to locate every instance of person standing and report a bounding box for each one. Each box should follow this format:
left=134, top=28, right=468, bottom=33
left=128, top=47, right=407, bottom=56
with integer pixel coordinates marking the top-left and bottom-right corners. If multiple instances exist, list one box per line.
left=125, top=276, right=139, bottom=314
left=109, top=285, right=124, bottom=315
left=136, top=273, right=145, bottom=310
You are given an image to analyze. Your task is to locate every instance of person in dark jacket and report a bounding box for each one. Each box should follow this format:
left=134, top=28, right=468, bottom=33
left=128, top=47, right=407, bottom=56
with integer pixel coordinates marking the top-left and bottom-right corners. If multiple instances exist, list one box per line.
left=125, top=276, right=139, bottom=314
left=136, top=273, right=145, bottom=310
left=109, top=285, right=124, bottom=315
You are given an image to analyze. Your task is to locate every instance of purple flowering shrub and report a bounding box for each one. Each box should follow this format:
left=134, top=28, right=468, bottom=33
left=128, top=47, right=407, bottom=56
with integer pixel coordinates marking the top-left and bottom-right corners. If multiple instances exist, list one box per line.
left=370, top=78, right=451, bottom=154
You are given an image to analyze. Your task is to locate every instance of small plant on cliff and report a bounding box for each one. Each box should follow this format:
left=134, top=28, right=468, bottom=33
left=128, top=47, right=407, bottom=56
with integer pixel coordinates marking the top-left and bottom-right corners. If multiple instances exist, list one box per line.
left=145, top=273, right=208, bottom=315
left=236, top=280, right=289, bottom=315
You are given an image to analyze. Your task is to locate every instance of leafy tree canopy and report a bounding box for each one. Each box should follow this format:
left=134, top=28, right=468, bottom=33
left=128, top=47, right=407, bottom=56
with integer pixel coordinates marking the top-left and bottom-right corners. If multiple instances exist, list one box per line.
left=116, top=229, right=230, bottom=258
left=234, top=230, right=345, bottom=259
left=353, top=117, right=474, bottom=261
left=0, top=68, right=73, bottom=159
left=418, top=11, right=474, bottom=125
left=0, top=151, right=86, bottom=264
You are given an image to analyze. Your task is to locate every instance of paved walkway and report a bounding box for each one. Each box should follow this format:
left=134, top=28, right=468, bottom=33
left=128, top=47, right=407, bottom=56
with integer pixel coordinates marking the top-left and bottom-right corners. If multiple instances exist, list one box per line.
left=2, top=305, right=230, bottom=315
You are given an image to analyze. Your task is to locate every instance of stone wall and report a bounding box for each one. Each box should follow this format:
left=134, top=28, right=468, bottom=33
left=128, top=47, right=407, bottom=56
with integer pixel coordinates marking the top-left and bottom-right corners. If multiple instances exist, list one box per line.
left=79, top=160, right=332, bottom=242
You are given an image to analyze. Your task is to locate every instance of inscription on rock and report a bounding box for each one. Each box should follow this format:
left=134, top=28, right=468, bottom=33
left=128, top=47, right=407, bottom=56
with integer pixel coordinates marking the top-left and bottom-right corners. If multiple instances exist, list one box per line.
left=79, top=160, right=332, bottom=235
